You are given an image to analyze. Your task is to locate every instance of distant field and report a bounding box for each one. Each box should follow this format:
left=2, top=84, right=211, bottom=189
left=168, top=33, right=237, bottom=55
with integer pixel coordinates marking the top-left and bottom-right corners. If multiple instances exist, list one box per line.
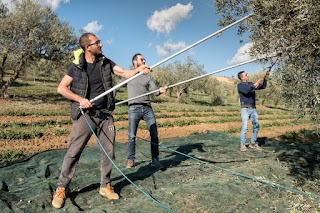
left=0, top=79, right=317, bottom=162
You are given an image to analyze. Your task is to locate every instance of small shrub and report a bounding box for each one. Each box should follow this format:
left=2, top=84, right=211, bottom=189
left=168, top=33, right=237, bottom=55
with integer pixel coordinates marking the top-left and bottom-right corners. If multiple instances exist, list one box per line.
left=173, top=119, right=200, bottom=126
left=299, top=129, right=314, bottom=138
left=156, top=113, right=171, bottom=118
left=280, top=129, right=320, bottom=142
left=224, top=127, right=240, bottom=134
left=281, top=132, right=296, bottom=140
left=157, top=121, right=174, bottom=128
left=207, top=119, right=219, bottom=123
left=0, top=130, right=43, bottom=140
left=0, top=150, right=25, bottom=162
left=211, top=96, right=224, bottom=106
left=55, top=128, right=67, bottom=136
left=114, top=115, right=127, bottom=121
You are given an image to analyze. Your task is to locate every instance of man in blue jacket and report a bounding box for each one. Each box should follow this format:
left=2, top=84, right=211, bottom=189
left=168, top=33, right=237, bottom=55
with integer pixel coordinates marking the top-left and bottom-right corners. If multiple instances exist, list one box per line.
left=237, top=70, right=269, bottom=152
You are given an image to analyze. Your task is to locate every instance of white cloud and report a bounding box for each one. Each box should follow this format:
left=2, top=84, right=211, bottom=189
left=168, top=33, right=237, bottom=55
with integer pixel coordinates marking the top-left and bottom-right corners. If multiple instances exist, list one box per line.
left=82, top=21, right=103, bottom=33
left=156, top=40, right=187, bottom=56
left=1, top=0, right=69, bottom=11
left=105, top=39, right=112, bottom=45
left=147, top=3, right=193, bottom=34
left=1, top=0, right=18, bottom=11
left=36, top=0, right=70, bottom=10
left=227, top=42, right=254, bottom=65
left=1, top=0, right=13, bottom=10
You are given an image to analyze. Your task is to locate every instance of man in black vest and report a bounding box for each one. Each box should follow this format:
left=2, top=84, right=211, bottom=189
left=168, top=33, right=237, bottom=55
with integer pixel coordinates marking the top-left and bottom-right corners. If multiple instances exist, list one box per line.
left=52, top=33, right=150, bottom=209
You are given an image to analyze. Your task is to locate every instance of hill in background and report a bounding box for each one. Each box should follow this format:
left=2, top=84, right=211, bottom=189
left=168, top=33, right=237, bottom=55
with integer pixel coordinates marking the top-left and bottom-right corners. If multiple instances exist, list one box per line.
left=212, top=76, right=236, bottom=84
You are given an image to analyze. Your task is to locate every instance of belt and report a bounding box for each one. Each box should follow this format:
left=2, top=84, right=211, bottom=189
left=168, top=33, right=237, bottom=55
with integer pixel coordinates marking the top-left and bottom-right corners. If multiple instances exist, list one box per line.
left=128, top=103, right=151, bottom=107
left=242, top=106, right=256, bottom=109
left=87, top=109, right=112, bottom=119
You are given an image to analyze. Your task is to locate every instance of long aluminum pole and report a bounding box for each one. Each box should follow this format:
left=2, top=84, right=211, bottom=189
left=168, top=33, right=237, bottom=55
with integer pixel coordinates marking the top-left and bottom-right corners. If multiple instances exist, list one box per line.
left=90, top=13, right=254, bottom=103
left=115, top=58, right=258, bottom=106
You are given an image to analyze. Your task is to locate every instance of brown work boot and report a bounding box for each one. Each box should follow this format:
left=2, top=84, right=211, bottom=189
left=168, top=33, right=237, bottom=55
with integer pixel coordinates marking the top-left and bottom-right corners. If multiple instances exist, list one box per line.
left=126, top=160, right=134, bottom=168
left=52, top=187, right=66, bottom=209
left=99, top=183, right=119, bottom=199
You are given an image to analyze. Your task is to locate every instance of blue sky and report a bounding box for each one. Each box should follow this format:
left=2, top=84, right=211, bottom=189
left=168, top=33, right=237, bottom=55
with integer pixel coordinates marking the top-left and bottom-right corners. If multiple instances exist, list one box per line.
left=3, top=0, right=265, bottom=77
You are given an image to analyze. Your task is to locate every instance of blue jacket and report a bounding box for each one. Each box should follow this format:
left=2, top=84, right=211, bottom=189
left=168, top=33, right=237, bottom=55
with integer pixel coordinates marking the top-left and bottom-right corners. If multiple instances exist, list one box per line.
left=237, top=80, right=267, bottom=108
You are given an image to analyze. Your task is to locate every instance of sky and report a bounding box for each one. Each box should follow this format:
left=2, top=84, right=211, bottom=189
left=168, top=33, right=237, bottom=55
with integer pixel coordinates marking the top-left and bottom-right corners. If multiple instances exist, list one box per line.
left=2, top=0, right=266, bottom=78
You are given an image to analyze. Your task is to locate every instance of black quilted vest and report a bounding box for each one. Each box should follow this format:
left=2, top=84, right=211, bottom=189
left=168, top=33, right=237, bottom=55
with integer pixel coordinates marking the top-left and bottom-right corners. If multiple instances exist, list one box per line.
left=69, top=54, right=115, bottom=120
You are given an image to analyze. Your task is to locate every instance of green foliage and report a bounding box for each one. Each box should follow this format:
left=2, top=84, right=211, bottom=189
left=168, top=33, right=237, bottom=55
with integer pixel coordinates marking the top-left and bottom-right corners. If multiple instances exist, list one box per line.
left=0, top=129, right=43, bottom=140
left=214, top=0, right=320, bottom=121
left=274, top=65, right=320, bottom=121
left=155, top=103, right=216, bottom=113
left=0, top=119, right=72, bottom=140
left=114, top=115, right=127, bottom=122
left=0, top=110, right=68, bottom=116
left=156, top=121, right=175, bottom=128
left=0, top=0, right=78, bottom=97
left=280, top=128, right=319, bottom=141
left=54, top=128, right=68, bottom=136
left=281, top=131, right=296, bottom=140
left=211, top=96, right=224, bottom=106
left=113, top=106, right=130, bottom=115
left=203, top=77, right=226, bottom=106
left=224, top=126, right=240, bottom=134
left=0, top=78, right=316, bottom=154
left=0, top=150, right=25, bottom=162
left=0, top=120, right=72, bottom=128
left=246, top=71, right=285, bottom=106
left=152, top=57, right=208, bottom=102
left=173, top=119, right=200, bottom=126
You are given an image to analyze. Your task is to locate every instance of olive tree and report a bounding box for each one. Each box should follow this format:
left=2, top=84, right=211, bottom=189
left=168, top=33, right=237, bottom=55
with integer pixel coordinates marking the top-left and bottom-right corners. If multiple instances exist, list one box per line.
left=0, top=0, right=77, bottom=98
left=204, top=77, right=226, bottom=106
left=214, top=0, right=320, bottom=121
left=243, top=71, right=284, bottom=107
left=152, top=57, right=208, bottom=102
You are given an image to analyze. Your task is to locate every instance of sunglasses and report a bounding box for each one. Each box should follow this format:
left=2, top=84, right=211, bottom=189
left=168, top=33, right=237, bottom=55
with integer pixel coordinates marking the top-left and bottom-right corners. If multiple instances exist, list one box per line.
left=88, top=40, right=101, bottom=46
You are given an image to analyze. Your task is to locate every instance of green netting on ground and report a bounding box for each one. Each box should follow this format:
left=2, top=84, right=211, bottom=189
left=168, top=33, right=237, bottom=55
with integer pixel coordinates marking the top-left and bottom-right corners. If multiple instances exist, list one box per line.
left=0, top=131, right=319, bottom=212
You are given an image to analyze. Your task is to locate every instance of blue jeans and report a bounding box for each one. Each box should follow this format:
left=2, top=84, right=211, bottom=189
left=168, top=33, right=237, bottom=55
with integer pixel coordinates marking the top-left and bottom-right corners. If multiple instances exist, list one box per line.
left=240, top=108, right=259, bottom=145
left=127, top=105, right=159, bottom=161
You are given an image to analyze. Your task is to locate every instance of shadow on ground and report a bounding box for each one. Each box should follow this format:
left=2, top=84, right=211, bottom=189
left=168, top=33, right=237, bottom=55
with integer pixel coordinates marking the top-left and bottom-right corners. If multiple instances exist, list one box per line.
left=0, top=131, right=319, bottom=212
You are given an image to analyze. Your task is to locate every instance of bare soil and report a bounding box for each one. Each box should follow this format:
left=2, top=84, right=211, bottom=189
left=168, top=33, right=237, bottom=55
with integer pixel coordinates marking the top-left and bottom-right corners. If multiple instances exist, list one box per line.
left=0, top=116, right=316, bottom=155
left=0, top=98, right=318, bottom=156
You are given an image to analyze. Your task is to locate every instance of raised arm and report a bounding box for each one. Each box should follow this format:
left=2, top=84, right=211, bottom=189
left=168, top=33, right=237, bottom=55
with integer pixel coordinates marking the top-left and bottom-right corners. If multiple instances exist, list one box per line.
left=255, top=70, right=269, bottom=90
left=113, top=64, right=150, bottom=79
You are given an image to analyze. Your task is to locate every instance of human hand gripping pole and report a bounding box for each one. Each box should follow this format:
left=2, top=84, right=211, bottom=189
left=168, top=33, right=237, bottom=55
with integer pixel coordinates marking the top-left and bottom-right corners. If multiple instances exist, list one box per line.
left=263, top=52, right=282, bottom=80
left=253, top=53, right=280, bottom=88
left=90, top=13, right=254, bottom=104
left=263, top=70, right=270, bottom=80
left=258, top=55, right=278, bottom=85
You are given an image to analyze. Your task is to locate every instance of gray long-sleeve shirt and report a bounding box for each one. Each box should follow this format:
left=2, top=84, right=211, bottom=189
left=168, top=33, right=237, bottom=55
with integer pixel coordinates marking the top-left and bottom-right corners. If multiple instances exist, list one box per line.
left=126, top=74, right=160, bottom=106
